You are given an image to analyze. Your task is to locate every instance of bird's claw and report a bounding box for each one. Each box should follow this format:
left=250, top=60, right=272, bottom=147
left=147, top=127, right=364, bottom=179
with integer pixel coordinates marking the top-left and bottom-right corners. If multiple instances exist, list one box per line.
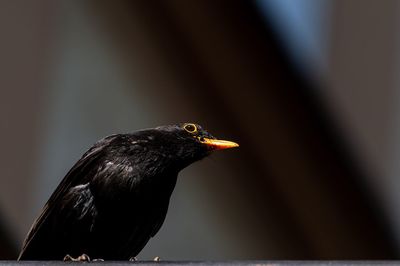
left=153, top=256, right=160, bottom=262
left=129, top=257, right=138, bottom=261
left=63, top=254, right=74, bottom=261
left=63, top=254, right=91, bottom=261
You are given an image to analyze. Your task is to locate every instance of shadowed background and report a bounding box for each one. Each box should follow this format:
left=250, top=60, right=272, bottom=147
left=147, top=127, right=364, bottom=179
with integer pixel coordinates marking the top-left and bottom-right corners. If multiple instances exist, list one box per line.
left=1, top=0, right=400, bottom=260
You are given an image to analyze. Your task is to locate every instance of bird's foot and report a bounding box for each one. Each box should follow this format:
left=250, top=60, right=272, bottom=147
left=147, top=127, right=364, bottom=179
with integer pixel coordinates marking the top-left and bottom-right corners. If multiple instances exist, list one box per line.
left=129, top=257, right=138, bottom=261
left=153, top=256, right=161, bottom=262
left=63, top=254, right=91, bottom=262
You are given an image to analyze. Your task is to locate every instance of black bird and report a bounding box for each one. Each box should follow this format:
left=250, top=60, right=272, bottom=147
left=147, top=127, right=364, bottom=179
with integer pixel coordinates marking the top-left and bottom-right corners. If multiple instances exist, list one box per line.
left=18, top=123, right=238, bottom=261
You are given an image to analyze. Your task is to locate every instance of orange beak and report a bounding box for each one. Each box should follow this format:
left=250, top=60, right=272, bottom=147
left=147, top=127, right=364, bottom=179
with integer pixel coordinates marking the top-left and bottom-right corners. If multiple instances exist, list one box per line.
left=202, top=138, right=239, bottom=150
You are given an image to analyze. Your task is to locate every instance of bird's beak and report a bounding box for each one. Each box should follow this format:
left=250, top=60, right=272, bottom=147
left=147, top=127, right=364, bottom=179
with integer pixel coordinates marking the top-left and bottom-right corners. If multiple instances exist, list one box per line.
left=202, top=138, right=239, bottom=150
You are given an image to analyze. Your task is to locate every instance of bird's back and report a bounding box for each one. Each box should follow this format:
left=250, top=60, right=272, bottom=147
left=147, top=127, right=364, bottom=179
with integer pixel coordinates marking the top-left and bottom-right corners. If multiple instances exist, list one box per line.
left=18, top=134, right=178, bottom=260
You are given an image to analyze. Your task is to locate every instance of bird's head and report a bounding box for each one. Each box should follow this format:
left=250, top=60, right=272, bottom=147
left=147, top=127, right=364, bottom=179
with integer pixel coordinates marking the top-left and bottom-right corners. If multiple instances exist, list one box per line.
left=135, top=123, right=239, bottom=170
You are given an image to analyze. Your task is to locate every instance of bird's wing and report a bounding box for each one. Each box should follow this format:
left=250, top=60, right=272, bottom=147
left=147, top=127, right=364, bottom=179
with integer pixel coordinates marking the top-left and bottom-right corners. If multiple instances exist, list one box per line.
left=18, top=135, right=119, bottom=259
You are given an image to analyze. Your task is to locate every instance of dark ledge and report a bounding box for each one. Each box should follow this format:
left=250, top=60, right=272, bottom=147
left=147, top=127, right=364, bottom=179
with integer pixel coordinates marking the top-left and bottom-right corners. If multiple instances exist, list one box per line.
left=1, top=262, right=400, bottom=266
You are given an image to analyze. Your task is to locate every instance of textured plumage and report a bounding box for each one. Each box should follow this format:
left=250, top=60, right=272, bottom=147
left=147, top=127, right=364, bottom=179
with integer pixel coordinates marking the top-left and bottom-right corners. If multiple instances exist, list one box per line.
left=18, top=123, right=238, bottom=260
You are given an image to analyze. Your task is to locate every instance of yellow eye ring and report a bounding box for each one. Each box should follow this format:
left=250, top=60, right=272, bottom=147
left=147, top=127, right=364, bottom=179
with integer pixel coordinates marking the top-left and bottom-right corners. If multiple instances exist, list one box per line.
left=183, top=123, right=197, bottom=133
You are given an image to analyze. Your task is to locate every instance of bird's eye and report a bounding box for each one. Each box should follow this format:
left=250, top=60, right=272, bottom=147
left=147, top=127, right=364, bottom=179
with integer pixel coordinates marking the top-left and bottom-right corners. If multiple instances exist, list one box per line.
left=183, top=123, right=197, bottom=133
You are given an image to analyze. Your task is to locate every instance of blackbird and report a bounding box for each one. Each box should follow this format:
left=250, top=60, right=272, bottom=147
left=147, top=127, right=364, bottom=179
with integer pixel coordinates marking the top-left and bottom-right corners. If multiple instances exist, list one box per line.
left=18, top=123, right=238, bottom=261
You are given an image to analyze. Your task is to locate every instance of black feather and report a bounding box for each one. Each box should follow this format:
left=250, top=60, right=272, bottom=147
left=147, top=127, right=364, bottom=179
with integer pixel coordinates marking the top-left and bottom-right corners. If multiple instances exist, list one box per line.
left=18, top=124, right=233, bottom=260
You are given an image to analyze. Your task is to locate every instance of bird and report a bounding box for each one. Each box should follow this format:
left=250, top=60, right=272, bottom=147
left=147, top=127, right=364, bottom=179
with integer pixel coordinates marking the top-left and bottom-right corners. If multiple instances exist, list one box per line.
left=18, top=123, right=239, bottom=261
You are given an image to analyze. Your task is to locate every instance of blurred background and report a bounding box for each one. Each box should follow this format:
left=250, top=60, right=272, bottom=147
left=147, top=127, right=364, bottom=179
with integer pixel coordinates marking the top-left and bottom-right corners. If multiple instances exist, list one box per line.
left=1, top=0, right=400, bottom=260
